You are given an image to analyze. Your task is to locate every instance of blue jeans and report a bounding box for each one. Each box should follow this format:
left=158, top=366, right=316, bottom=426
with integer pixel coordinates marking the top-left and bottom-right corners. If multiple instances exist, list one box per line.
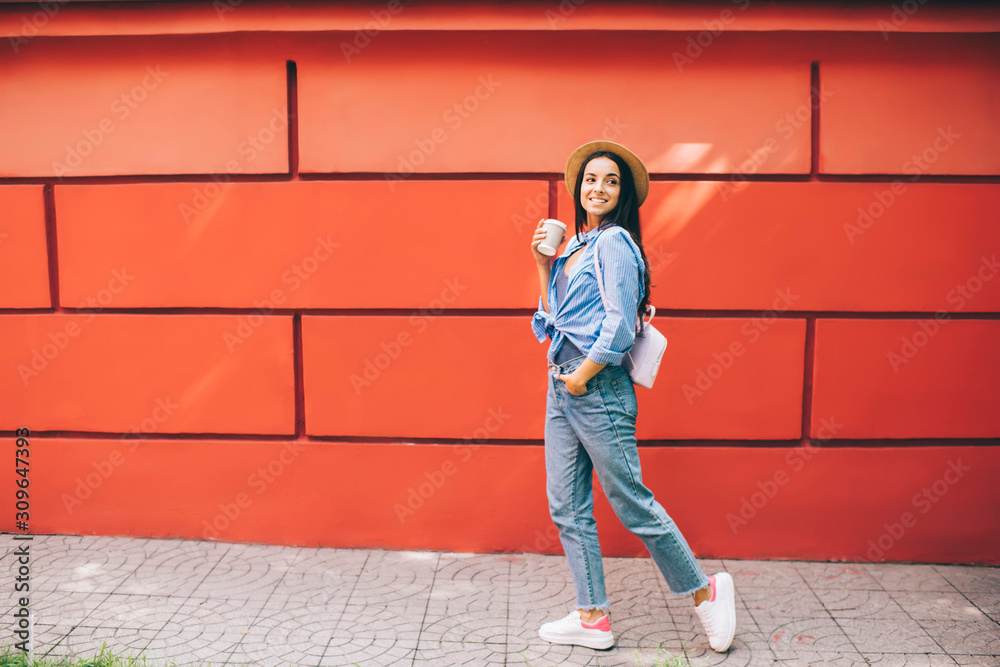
left=544, top=353, right=711, bottom=611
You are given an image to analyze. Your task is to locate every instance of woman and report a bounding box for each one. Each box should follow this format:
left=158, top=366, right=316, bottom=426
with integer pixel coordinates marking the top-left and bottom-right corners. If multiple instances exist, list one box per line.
left=529, top=140, right=736, bottom=652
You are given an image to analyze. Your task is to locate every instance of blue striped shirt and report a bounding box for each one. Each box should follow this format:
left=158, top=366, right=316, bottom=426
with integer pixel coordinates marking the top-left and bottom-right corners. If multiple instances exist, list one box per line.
left=532, top=224, right=646, bottom=366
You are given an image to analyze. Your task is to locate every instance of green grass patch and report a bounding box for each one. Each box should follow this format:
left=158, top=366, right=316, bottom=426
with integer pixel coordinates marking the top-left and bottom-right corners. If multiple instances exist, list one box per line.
left=0, top=643, right=180, bottom=667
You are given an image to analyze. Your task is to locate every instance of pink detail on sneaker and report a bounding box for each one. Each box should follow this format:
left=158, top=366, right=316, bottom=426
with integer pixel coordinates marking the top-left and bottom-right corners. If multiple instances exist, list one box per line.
left=708, top=575, right=717, bottom=602
left=581, top=615, right=611, bottom=632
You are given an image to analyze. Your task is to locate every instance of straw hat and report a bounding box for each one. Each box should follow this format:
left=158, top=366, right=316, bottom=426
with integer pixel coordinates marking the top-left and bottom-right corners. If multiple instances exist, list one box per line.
left=564, top=140, right=650, bottom=207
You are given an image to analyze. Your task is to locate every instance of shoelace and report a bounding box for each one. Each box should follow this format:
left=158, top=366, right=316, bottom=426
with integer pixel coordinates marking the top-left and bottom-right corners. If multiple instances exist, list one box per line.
left=554, top=611, right=582, bottom=627
left=696, top=601, right=719, bottom=636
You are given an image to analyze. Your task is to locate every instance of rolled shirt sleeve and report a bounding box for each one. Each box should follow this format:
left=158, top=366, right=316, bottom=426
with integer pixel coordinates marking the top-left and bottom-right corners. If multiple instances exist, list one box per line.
left=587, top=229, right=644, bottom=365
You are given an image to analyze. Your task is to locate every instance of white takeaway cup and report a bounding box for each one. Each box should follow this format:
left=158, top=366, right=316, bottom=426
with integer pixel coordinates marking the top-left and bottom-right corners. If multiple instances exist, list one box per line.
left=537, top=219, right=567, bottom=256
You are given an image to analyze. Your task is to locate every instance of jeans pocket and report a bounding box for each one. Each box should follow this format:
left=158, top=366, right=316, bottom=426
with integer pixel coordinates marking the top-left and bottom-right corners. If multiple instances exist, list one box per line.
left=560, top=367, right=599, bottom=397
left=611, top=374, right=638, bottom=418
left=566, top=377, right=599, bottom=397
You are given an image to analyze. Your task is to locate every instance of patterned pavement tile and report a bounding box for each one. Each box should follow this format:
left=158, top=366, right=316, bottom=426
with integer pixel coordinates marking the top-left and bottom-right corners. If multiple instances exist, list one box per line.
left=603, top=609, right=676, bottom=649
left=631, top=625, right=773, bottom=665
left=766, top=653, right=869, bottom=666
left=159, top=593, right=269, bottom=636
left=862, top=654, right=961, bottom=665
left=427, top=575, right=507, bottom=611
left=12, top=589, right=106, bottom=628
left=836, top=615, right=942, bottom=653
left=323, top=603, right=425, bottom=666
left=290, top=545, right=370, bottom=574
left=140, top=628, right=246, bottom=667
left=951, top=656, right=1000, bottom=666
left=6, top=535, right=998, bottom=667
left=739, top=584, right=827, bottom=617
left=28, top=540, right=141, bottom=594
left=508, top=576, right=576, bottom=608
left=603, top=558, right=670, bottom=611
left=889, top=590, right=993, bottom=622
left=865, top=562, right=958, bottom=592
left=113, top=538, right=230, bottom=597
left=361, top=549, right=440, bottom=578
left=436, top=552, right=512, bottom=584
left=917, top=618, right=1000, bottom=655
left=412, top=639, right=506, bottom=665
left=966, top=592, right=1000, bottom=624
left=935, top=566, right=1000, bottom=595
left=509, top=553, right=576, bottom=583
left=722, top=559, right=807, bottom=589
left=56, top=625, right=155, bottom=660
left=332, top=602, right=426, bottom=644
left=742, top=611, right=860, bottom=653
left=814, top=587, right=910, bottom=619
left=273, top=547, right=365, bottom=606
left=14, top=623, right=74, bottom=662
left=793, top=561, right=883, bottom=590
left=230, top=597, right=346, bottom=666
left=502, top=639, right=598, bottom=665
left=419, top=604, right=508, bottom=644
left=78, top=592, right=188, bottom=630
left=189, top=541, right=293, bottom=601
left=347, top=570, right=435, bottom=607
left=273, top=568, right=361, bottom=607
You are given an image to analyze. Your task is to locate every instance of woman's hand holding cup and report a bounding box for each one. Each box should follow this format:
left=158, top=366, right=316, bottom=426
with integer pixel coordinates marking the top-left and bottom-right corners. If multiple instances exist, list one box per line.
left=532, top=218, right=567, bottom=266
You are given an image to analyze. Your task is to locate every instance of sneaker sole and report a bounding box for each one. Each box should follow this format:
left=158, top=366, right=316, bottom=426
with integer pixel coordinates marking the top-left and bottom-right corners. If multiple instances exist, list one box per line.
left=712, top=572, right=736, bottom=651
left=538, top=627, right=615, bottom=650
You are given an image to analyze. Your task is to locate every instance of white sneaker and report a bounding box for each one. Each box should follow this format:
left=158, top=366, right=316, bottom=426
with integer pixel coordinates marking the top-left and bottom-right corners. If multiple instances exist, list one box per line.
left=693, top=572, right=736, bottom=651
left=538, top=609, right=615, bottom=649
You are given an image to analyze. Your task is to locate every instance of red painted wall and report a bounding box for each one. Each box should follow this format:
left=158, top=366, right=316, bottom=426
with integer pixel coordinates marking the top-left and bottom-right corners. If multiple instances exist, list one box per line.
left=1, top=3, right=998, bottom=564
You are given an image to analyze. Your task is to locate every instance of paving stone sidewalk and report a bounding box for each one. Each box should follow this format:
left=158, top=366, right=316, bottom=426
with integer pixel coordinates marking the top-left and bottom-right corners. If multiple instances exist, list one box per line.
left=3, top=534, right=999, bottom=666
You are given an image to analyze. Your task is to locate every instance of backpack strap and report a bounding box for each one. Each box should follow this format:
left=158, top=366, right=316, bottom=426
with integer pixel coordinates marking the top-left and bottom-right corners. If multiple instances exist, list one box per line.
left=590, top=226, right=645, bottom=335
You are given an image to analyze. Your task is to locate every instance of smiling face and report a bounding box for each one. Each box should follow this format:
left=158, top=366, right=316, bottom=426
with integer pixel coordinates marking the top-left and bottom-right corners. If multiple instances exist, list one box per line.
left=580, top=156, right=621, bottom=227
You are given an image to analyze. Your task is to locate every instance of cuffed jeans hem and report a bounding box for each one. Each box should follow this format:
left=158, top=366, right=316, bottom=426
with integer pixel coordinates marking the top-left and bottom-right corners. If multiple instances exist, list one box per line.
left=576, top=601, right=611, bottom=612
left=667, top=576, right=712, bottom=598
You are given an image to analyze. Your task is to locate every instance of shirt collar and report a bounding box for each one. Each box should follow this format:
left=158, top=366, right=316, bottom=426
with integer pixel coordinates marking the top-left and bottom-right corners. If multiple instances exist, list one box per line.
left=577, top=223, right=609, bottom=245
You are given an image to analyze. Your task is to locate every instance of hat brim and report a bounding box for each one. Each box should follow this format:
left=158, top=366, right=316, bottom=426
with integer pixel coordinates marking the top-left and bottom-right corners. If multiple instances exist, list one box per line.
left=564, top=140, right=649, bottom=207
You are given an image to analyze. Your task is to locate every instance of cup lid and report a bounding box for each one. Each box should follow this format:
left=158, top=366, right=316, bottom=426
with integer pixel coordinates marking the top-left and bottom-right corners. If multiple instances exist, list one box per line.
left=542, top=219, right=566, bottom=230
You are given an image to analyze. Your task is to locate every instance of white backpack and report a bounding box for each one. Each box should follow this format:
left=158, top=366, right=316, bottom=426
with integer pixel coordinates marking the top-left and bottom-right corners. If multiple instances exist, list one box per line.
left=591, top=228, right=668, bottom=389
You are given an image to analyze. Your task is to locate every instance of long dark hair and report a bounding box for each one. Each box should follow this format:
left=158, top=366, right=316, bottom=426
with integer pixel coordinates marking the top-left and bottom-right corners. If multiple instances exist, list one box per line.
left=573, top=150, right=653, bottom=322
